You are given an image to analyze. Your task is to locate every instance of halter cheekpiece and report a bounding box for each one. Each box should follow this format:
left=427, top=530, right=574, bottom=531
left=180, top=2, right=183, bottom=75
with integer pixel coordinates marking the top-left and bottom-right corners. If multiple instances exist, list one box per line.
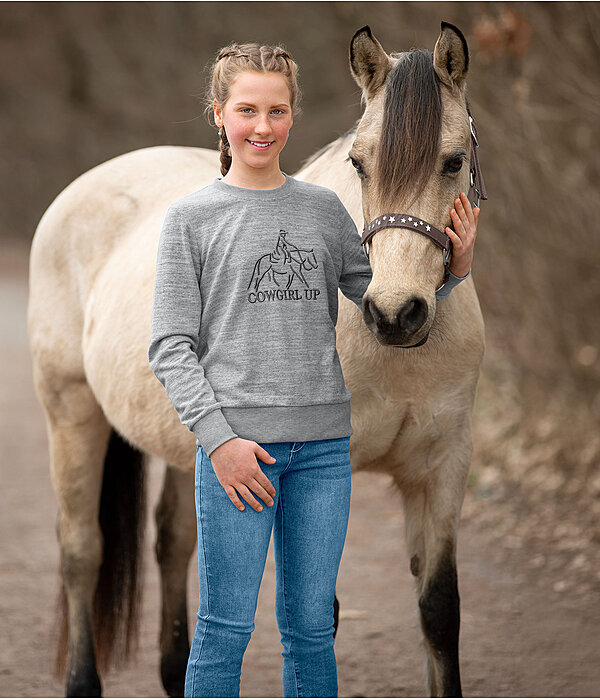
left=360, top=113, right=488, bottom=291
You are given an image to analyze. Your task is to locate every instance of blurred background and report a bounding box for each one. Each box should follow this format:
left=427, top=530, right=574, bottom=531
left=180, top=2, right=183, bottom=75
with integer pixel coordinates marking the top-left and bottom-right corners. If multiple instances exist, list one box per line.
left=1, top=2, right=599, bottom=696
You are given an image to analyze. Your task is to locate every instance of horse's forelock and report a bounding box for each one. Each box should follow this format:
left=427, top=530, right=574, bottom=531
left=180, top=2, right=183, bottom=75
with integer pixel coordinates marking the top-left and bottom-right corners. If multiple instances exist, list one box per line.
left=377, top=49, right=442, bottom=207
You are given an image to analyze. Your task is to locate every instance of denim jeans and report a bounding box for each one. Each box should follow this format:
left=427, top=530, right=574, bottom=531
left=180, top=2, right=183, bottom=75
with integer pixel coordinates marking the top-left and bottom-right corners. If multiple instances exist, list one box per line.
left=184, top=436, right=352, bottom=698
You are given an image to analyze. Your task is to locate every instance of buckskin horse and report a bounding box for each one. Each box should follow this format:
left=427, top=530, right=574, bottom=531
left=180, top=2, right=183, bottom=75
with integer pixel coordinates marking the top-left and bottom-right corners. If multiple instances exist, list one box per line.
left=28, top=22, right=484, bottom=698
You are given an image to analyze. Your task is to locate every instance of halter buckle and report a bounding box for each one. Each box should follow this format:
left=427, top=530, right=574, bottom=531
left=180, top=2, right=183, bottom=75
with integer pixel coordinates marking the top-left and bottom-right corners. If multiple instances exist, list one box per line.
left=443, top=246, right=452, bottom=268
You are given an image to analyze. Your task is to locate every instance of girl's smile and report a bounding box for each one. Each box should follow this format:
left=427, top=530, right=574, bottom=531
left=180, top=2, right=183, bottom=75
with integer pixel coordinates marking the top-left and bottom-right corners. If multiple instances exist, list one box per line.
left=247, top=139, right=275, bottom=149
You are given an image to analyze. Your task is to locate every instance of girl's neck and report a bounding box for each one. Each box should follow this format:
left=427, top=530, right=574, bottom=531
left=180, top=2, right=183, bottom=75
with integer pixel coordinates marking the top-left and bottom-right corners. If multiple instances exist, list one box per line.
left=221, top=162, right=286, bottom=191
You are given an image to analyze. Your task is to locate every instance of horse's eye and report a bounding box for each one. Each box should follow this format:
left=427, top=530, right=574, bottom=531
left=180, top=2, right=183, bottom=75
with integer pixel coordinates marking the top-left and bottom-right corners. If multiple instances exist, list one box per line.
left=348, top=156, right=366, bottom=178
left=444, top=156, right=464, bottom=174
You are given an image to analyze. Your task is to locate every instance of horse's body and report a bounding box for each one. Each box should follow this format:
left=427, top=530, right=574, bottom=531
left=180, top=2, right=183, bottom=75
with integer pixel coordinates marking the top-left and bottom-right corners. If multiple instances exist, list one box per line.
left=28, top=23, right=484, bottom=698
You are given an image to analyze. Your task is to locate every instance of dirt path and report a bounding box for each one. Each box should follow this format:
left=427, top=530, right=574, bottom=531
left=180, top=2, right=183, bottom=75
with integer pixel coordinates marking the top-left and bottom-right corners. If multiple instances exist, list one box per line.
left=1, top=239, right=598, bottom=697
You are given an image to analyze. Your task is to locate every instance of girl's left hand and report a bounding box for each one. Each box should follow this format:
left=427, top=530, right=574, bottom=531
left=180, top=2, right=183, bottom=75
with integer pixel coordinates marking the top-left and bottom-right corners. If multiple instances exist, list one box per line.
left=446, top=192, right=480, bottom=278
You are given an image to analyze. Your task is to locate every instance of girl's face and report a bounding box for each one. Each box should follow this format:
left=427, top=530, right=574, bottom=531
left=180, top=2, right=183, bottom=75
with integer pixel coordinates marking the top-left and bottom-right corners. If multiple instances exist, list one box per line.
left=213, top=71, right=293, bottom=176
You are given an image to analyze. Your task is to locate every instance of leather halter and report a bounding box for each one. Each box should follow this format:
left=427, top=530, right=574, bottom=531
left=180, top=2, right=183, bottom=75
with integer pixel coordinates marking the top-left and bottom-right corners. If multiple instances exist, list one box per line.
left=360, top=114, right=488, bottom=290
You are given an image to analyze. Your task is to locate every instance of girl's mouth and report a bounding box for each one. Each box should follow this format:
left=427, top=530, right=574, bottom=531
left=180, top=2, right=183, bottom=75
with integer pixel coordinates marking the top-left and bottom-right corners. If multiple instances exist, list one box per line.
left=247, top=140, right=274, bottom=150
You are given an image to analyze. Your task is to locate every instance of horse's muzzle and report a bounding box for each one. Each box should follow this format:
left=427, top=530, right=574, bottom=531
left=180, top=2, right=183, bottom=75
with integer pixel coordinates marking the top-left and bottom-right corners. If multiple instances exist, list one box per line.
left=362, top=294, right=430, bottom=347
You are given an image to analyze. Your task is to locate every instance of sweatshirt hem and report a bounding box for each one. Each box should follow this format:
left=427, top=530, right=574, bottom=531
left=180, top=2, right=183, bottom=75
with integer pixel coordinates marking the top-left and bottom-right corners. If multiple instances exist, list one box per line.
left=194, top=401, right=353, bottom=446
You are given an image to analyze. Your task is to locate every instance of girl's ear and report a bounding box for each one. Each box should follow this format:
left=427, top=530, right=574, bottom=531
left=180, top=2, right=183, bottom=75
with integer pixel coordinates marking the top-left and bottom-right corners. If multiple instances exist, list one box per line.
left=213, top=98, right=223, bottom=127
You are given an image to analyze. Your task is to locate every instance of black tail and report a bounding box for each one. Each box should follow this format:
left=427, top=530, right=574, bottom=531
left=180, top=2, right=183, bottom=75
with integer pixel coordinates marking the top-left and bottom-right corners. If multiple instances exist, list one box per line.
left=55, top=428, right=147, bottom=674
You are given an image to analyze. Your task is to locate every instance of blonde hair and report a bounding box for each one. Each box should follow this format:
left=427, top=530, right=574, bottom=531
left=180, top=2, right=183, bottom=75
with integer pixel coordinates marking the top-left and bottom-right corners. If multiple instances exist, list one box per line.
left=205, top=43, right=302, bottom=175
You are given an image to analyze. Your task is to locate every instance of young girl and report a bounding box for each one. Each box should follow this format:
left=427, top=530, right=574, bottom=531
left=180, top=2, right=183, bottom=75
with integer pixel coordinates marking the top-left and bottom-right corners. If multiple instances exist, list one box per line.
left=148, top=42, right=479, bottom=699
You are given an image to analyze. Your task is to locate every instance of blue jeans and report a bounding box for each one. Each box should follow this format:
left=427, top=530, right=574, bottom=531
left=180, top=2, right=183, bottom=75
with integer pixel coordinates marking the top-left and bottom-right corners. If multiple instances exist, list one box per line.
left=184, top=436, right=352, bottom=698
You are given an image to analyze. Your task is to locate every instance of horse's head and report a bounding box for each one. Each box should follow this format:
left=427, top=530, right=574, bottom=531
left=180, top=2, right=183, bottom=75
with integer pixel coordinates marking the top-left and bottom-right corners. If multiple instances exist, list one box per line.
left=349, top=22, right=473, bottom=347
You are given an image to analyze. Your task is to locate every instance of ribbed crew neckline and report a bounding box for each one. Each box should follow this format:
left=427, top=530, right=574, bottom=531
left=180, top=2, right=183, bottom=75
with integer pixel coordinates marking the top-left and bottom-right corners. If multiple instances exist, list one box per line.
left=213, top=172, right=294, bottom=200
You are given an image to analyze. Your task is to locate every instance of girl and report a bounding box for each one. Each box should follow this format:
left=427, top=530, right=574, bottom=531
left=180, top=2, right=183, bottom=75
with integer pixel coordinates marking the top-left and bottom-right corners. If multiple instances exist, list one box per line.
left=148, top=43, right=479, bottom=698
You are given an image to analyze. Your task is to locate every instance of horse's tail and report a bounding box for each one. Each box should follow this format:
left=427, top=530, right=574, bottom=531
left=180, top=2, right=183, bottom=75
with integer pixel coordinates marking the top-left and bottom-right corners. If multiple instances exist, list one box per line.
left=247, top=257, right=262, bottom=291
left=55, top=428, right=147, bottom=674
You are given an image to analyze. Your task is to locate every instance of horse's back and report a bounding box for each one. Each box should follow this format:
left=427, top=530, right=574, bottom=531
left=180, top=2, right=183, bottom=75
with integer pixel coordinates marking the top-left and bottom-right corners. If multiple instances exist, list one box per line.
left=31, top=145, right=219, bottom=260
left=28, top=145, right=220, bottom=386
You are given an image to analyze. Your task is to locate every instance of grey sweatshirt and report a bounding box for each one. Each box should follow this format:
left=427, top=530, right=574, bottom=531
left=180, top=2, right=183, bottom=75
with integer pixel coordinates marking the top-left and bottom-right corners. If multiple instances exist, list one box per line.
left=148, top=173, right=467, bottom=456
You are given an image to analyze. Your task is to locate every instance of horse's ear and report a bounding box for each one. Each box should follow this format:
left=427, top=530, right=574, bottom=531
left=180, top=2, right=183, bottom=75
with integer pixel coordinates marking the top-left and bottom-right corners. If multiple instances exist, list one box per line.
left=433, top=21, right=469, bottom=90
left=349, top=26, right=392, bottom=100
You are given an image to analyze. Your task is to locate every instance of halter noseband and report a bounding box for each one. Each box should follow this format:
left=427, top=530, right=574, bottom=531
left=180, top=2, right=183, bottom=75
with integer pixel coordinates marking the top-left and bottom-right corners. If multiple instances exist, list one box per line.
left=360, top=114, right=488, bottom=291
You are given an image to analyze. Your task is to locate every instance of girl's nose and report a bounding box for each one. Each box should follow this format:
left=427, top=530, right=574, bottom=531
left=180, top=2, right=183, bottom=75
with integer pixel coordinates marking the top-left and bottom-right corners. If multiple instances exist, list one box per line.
left=254, top=114, right=271, bottom=134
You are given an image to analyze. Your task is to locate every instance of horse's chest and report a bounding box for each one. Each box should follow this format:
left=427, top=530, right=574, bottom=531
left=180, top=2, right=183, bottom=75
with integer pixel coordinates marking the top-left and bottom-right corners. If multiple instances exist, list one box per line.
left=348, top=388, right=443, bottom=475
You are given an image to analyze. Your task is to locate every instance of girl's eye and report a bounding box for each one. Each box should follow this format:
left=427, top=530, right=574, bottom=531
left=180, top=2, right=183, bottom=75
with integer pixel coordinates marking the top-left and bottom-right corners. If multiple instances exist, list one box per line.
left=443, top=156, right=464, bottom=174
left=272, top=109, right=283, bottom=115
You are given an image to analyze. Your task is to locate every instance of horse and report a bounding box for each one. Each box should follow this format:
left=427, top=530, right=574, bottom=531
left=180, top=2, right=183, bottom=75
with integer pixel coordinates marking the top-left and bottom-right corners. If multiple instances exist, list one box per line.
left=247, top=229, right=318, bottom=291
left=27, top=21, right=484, bottom=698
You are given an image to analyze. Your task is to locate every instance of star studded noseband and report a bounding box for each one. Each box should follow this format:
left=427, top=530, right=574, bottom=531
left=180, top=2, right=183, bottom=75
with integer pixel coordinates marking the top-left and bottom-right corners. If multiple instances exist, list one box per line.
left=360, top=113, right=488, bottom=291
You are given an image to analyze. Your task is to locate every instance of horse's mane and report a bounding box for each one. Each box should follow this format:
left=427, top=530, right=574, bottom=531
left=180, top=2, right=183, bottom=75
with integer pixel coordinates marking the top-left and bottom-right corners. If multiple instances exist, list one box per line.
left=378, top=50, right=442, bottom=206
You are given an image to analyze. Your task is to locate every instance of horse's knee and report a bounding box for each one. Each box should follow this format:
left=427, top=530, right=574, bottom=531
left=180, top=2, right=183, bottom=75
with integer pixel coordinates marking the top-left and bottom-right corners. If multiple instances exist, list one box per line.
left=59, top=516, right=103, bottom=590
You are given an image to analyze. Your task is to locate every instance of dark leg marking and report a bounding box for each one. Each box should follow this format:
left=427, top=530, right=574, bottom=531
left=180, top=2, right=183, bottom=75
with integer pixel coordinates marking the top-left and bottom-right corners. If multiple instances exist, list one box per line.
left=418, top=545, right=462, bottom=697
left=66, top=613, right=101, bottom=697
left=160, top=598, right=190, bottom=698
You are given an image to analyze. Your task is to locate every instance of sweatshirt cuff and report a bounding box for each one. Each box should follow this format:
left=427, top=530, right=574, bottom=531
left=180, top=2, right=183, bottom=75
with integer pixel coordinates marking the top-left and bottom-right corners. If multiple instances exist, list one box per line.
left=191, top=408, right=238, bottom=457
left=435, top=268, right=471, bottom=301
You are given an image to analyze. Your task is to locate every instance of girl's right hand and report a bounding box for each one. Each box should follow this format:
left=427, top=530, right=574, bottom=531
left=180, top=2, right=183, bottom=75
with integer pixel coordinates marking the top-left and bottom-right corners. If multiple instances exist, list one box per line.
left=208, top=438, right=277, bottom=512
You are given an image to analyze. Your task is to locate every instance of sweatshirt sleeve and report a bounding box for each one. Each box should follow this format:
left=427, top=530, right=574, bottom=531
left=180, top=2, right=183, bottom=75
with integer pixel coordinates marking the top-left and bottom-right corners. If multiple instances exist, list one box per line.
left=337, top=200, right=373, bottom=311
left=148, top=204, right=238, bottom=457
left=435, top=269, right=471, bottom=301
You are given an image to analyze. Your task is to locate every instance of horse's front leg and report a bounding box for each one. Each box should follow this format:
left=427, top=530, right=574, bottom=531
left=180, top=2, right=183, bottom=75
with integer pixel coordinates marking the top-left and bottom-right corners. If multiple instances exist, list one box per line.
left=399, top=445, right=471, bottom=697
left=155, top=465, right=196, bottom=697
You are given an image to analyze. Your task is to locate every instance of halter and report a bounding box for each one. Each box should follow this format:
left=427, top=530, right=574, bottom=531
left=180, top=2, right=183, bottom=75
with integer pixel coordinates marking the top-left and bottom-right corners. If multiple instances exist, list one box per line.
left=360, top=113, right=488, bottom=291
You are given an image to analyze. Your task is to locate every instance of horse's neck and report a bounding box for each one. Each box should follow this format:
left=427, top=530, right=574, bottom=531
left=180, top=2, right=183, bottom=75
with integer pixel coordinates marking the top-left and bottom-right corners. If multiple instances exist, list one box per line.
left=293, top=130, right=363, bottom=228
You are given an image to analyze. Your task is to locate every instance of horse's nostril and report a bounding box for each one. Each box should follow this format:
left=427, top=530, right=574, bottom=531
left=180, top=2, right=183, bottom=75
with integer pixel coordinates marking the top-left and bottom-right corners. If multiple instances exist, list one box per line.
left=362, top=295, right=429, bottom=344
left=396, top=296, right=428, bottom=336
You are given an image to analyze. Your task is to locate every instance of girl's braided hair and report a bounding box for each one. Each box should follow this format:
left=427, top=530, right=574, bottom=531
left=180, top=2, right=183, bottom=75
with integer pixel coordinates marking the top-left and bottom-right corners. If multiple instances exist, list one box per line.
left=205, top=43, right=302, bottom=175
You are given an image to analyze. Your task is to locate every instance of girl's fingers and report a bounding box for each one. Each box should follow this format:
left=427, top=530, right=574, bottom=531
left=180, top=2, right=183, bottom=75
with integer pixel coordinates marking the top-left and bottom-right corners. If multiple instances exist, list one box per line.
left=224, top=486, right=246, bottom=511
left=247, top=477, right=275, bottom=507
left=235, top=483, right=264, bottom=513
left=455, top=195, right=472, bottom=230
left=450, top=208, right=465, bottom=234
left=454, top=203, right=469, bottom=233
left=459, top=192, right=475, bottom=226
left=445, top=226, right=462, bottom=249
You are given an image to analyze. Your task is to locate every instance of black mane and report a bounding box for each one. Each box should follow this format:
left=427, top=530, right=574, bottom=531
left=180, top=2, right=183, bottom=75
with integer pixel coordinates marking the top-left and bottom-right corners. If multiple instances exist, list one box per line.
left=377, top=50, right=442, bottom=206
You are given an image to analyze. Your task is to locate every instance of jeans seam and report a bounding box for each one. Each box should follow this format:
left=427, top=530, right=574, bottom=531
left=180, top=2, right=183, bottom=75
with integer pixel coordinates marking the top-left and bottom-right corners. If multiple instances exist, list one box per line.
left=290, top=441, right=306, bottom=454
left=190, top=449, right=210, bottom=693
left=283, top=445, right=295, bottom=473
left=280, top=487, right=303, bottom=697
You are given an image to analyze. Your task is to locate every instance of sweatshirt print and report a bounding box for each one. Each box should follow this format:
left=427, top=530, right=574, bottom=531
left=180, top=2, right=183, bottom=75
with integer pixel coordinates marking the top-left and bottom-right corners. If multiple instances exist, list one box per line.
left=148, top=173, right=466, bottom=456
